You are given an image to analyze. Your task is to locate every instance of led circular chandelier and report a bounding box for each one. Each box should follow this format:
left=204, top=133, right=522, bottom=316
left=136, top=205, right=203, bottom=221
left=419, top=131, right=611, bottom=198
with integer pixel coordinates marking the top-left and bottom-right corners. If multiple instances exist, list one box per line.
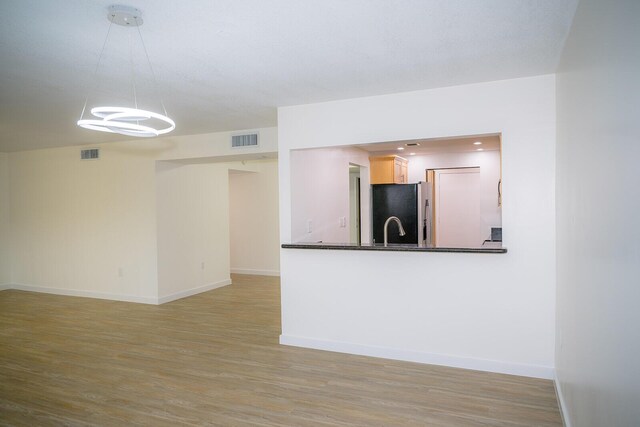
left=77, top=5, right=175, bottom=138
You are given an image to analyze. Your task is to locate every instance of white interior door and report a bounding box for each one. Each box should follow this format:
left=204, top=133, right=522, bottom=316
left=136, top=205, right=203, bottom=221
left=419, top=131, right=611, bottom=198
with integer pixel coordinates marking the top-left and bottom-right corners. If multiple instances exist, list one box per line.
left=435, top=168, right=482, bottom=247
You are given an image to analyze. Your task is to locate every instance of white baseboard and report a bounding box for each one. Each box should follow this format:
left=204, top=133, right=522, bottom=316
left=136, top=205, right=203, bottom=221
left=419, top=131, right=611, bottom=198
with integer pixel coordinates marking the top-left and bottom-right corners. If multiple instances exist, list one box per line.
left=230, top=268, right=280, bottom=277
left=8, top=283, right=157, bottom=304
left=5, top=279, right=233, bottom=305
left=280, top=335, right=554, bottom=379
left=157, top=279, right=232, bottom=304
left=0, top=283, right=11, bottom=291
left=554, top=374, right=571, bottom=427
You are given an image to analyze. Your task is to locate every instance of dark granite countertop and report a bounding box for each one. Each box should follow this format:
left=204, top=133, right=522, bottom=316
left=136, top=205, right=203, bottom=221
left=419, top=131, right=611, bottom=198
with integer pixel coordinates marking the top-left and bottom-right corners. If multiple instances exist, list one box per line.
left=281, top=242, right=507, bottom=254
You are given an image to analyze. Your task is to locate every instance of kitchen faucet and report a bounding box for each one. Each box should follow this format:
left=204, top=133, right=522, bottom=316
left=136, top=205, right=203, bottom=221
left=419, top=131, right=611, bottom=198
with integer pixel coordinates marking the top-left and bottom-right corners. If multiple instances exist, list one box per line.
left=383, top=216, right=406, bottom=247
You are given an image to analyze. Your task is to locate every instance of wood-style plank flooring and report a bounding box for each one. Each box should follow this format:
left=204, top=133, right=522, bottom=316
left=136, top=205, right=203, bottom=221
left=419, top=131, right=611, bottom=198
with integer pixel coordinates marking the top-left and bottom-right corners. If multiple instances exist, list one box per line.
left=0, top=275, right=562, bottom=426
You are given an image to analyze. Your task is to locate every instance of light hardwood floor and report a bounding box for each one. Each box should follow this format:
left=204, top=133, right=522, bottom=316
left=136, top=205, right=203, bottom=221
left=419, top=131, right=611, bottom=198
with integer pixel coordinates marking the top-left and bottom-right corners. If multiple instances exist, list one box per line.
left=0, top=275, right=563, bottom=426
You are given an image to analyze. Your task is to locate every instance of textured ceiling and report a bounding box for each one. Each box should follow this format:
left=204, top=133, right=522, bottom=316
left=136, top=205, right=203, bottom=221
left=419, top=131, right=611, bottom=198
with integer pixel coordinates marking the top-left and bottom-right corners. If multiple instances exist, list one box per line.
left=0, top=0, right=578, bottom=152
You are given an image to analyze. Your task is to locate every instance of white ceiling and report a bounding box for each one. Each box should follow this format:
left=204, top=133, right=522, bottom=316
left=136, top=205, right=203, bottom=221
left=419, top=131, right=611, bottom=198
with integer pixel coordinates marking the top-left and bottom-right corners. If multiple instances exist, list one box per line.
left=0, top=0, right=578, bottom=152
left=357, top=134, right=501, bottom=155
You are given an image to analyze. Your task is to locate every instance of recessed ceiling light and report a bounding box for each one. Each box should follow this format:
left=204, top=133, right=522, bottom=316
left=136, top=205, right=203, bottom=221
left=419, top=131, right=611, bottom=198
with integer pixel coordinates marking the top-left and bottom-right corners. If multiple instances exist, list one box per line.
left=409, top=152, right=416, bottom=156
left=473, top=141, right=482, bottom=145
left=476, top=148, right=484, bottom=151
left=397, top=147, right=404, bottom=150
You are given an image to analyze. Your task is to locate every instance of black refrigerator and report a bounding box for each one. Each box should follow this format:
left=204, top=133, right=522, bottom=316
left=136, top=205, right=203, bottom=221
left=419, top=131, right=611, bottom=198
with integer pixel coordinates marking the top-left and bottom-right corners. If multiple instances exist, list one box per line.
left=371, top=183, right=431, bottom=245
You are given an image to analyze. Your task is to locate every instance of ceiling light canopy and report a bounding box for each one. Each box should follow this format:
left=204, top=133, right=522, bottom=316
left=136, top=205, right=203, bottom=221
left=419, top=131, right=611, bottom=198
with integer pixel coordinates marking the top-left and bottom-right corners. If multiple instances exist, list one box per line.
left=77, top=5, right=174, bottom=138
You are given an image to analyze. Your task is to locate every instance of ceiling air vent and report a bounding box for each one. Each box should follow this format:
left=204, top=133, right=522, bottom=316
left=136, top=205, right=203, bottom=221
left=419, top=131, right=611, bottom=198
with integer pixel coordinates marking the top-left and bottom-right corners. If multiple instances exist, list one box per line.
left=80, top=148, right=100, bottom=160
left=231, top=133, right=258, bottom=148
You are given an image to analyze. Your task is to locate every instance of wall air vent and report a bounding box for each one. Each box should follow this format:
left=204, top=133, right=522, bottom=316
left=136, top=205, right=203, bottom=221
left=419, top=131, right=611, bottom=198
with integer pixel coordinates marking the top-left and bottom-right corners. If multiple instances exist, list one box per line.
left=80, top=148, right=100, bottom=160
left=231, top=133, right=258, bottom=148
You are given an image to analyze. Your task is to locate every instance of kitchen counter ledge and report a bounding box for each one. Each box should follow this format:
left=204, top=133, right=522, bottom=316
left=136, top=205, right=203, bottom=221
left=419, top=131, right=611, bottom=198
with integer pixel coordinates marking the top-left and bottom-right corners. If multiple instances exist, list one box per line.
left=282, top=242, right=507, bottom=254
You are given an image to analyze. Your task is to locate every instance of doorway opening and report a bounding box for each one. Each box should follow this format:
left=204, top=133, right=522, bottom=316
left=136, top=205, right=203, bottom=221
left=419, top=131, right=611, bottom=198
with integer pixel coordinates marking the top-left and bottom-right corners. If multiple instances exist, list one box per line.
left=228, top=159, right=280, bottom=276
left=349, top=164, right=362, bottom=245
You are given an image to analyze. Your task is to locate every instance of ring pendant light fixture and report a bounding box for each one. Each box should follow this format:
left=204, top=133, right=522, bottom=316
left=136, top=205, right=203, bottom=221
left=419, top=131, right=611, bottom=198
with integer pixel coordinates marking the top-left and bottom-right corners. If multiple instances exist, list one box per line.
left=77, top=5, right=175, bottom=138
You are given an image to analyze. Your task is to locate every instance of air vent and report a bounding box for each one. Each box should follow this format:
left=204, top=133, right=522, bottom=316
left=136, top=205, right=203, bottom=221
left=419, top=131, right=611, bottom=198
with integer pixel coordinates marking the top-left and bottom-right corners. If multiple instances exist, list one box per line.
left=231, top=133, right=258, bottom=148
left=80, top=148, right=100, bottom=160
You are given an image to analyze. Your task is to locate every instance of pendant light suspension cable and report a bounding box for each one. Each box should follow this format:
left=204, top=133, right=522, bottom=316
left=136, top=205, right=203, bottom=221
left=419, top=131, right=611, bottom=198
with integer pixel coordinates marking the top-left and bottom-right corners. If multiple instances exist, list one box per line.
left=135, top=17, right=169, bottom=118
left=78, top=19, right=114, bottom=121
left=129, top=29, right=138, bottom=111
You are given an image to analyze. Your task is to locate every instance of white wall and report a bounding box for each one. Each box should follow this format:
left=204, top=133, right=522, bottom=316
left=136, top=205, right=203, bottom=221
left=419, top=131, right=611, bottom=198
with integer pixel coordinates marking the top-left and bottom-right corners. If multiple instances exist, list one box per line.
left=0, top=152, right=10, bottom=286
left=278, top=75, right=556, bottom=378
left=555, top=0, right=640, bottom=425
left=6, top=127, right=277, bottom=303
left=9, top=146, right=159, bottom=302
left=156, top=162, right=232, bottom=301
left=290, top=146, right=371, bottom=244
left=156, top=127, right=278, bottom=162
left=229, top=159, right=281, bottom=276
left=407, top=150, right=502, bottom=239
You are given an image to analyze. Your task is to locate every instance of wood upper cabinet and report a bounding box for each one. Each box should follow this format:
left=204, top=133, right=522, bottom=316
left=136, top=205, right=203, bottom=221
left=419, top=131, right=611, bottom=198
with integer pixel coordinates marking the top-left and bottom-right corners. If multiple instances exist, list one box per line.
left=370, top=155, right=408, bottom=184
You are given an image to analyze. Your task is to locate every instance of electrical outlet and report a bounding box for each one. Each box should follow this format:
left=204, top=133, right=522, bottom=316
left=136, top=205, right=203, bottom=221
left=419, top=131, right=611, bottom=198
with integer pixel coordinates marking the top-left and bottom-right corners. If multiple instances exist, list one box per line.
left=307, top=220, right=312, bottom=233
left=201, top=261, right=205, bottom=270
left=118, top=267, right=124, bottom=277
